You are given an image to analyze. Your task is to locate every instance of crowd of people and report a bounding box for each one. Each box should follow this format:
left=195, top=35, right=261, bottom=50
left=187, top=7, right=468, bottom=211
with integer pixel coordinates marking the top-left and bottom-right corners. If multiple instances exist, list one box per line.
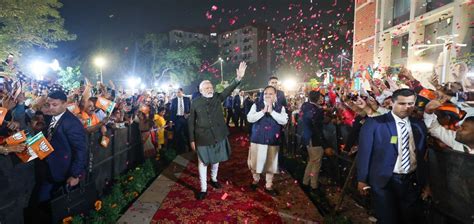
left=202, top=64, right=474, bottom=223
left=1, top=52, right=473, bottom=223
left=0, top=55, right=216, bottom=223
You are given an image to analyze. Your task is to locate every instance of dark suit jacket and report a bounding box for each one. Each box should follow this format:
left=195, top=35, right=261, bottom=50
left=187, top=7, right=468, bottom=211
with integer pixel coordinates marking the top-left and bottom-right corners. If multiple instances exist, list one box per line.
left=224, top=96, right=233, bottom=109
left=44, top=110, right=87, bottom=182
left=188, top=79, right=240, bottom=146
left=243, top=98, right=254, bottom=116
left=299, top=102, right=327, bottom=148
left=233, top=95, right=246, bottom=113
left=356, top=112, right=428, bottom=188
left=169, top=96, right=191, bottom=122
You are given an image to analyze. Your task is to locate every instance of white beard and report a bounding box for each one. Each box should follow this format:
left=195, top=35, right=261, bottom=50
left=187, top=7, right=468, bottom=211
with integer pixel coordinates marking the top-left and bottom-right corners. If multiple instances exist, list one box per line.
left=202, top=93, right=214, bottom=98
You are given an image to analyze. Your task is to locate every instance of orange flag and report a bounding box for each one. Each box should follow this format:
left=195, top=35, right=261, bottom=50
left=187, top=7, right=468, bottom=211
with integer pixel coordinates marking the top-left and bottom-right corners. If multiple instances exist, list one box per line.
left=16, top=132, right=55, bottom=163
left=6, top=130, right=27, bottom=145
left=67, top=103, right=81, bottom=115
left=95, top=97, right=116, bottom=114
left=0, top=107, right=7, bottom=126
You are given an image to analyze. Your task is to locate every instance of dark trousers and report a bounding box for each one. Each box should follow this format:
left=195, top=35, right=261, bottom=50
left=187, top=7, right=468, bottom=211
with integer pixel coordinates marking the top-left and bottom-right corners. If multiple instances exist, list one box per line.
left=173, top=116, right=189, bottom=154
left=371, top=173, right=422, bottom=224
left=233, top=109, right=245, bottom=128
left=226, top=108, right=234, bottom=126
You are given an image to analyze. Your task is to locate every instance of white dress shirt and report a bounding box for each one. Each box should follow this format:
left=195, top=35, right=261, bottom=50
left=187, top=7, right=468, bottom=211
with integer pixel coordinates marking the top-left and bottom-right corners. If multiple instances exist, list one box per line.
left=391, top=112, right=417, bottom=174
left=50, top=111, right=66, bottom=128
left=423, top=113, right=474, bottom=154
left=247, top=103, right=288, bottom=125
left=177, top=97, right=184, bottom=116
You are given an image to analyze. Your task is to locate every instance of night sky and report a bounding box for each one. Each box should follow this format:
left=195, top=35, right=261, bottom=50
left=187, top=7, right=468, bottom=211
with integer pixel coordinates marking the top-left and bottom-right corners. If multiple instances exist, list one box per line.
left=57, top=0, right=350, bottom=55
left=51, top=0, right=353, bottom=88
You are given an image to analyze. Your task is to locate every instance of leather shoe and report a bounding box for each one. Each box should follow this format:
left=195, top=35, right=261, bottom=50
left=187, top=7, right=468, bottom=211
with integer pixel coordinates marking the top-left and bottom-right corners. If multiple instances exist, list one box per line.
left=264, top=188, right=279, bottom=196
left=250, top=183, right=258, bottom=191
left=196, top=191, right=207, bottom=200
left=210, top=180, right=222, bottom=189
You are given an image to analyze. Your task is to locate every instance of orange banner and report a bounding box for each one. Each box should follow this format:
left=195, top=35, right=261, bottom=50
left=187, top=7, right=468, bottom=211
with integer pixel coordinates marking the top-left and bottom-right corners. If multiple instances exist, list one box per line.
left=67, top=103, right=81, bottom=115
left=95, top=97, right=116, bottom=114
left=16, top=132, right=55, bottom=162
left=0, top=107, right=7, bottom=126
left=6, top=130, right=27, bottom=145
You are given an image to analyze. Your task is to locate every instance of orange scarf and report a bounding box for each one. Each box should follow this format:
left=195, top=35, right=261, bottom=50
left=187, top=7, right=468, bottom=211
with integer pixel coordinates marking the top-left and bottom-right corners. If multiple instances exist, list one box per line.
left=81, top=111, right=99, bottom=127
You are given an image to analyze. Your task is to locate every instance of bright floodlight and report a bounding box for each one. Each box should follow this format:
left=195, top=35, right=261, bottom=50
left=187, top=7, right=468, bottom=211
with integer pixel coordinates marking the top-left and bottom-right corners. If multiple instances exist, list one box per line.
left=94, top=56, right=106, bottom=68
left=127, top=77, right=141, bottom=89
left=50, top=59, right=60, bottom=71
left=30, top=61, right=49, bottom=80
left=283, top=78, right=298, bottom=91
left=140, top=83, right=146, bottom=89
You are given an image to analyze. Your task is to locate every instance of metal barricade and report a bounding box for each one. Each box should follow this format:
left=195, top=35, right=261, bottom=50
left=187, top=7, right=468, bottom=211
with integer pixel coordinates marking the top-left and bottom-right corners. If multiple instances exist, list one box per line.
left=89, top=124, right=142, bottom=195
left=429, top=148, right=474, bottom=223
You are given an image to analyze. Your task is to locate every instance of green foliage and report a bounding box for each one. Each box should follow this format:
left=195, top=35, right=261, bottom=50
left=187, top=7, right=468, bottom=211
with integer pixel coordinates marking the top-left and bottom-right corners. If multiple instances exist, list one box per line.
left=57, top=66, right=82, bottom=91
left=69, top=159, right=156, bottom=224
left=139, top=34, right=214, bottom=87
left=213, top=81, right=232, bottom=93
left=162, top=148, right=177, bottom=162
left=308, top=78, right=322, bottom=89
left=0, top=0, right=76, bottom=56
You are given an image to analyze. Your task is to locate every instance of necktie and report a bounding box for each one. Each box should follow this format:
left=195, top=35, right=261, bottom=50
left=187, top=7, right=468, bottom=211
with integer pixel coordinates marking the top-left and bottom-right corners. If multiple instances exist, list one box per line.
left=399, top=121, right=411, bottom=173
left=48, top=117, right=57, bottom=137
left=178, top=98, right=184, bottom=115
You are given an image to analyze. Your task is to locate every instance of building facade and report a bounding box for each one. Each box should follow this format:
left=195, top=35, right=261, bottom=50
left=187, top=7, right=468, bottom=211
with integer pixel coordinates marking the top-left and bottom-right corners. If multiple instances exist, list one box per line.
left=353, top=0, right=473, bottom=86
left=169, top=29, right=210, bottom=46
left=218, top=25, right=272, bottom=75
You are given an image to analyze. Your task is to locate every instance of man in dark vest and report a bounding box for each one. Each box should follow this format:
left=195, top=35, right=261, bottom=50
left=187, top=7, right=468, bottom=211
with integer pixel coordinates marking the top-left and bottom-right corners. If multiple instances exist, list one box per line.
left=188, top=62, right=247, bottom=200
left=247, top=86, right=288, bottom=196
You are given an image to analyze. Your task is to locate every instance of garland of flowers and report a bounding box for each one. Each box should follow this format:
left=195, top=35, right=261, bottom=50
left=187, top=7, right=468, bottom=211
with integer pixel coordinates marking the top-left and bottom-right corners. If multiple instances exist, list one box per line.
left=63, top=159, right=157, bottom=224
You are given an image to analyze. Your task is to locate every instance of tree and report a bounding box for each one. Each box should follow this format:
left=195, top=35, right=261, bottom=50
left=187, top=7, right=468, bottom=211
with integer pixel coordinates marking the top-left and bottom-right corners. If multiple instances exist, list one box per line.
left=57, top=66, right=82, bottom=91
left=139, top=34, right=209, bottom=87
left=0, top=0, right=76, bottom=57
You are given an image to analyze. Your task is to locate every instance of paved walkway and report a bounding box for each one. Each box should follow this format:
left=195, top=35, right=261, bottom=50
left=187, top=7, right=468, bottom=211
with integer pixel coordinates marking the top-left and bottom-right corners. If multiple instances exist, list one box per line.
left=118, top=131, right=322, bottom=223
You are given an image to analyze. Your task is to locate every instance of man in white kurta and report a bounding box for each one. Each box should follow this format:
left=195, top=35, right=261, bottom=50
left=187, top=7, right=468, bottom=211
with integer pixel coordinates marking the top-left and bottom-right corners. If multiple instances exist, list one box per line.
left=247, top=86, right=288, bottom=196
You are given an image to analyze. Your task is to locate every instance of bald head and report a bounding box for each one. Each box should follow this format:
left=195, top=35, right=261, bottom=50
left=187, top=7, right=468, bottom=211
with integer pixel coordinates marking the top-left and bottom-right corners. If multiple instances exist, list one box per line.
left=199, top=80, right=214, bottom=98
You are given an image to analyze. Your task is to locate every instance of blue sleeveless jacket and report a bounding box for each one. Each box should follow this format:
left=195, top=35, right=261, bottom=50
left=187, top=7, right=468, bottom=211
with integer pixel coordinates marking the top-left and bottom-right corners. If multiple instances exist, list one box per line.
left=250, top=101, right=284, bottom=146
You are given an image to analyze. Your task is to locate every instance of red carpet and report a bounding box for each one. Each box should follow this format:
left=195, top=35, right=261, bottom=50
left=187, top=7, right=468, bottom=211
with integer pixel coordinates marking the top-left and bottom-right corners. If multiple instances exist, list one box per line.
left=151, top=129, right=321, bottom=223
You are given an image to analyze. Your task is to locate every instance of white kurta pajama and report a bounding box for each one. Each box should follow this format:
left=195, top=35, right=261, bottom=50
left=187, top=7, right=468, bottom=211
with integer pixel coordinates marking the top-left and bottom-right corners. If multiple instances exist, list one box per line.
left=247, top=102, right=288, bottom=189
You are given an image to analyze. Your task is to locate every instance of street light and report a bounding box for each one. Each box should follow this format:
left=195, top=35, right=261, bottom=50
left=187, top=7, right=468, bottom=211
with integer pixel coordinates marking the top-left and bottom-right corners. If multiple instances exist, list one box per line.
left=127, top=77, right=141, bottom=90
left=94, top=56, right=106, bottom=83
left=282, top=78, right=298, bottom=91
left=338, top=50, right=351, bottom=77
left=210, top=57, right=225, bottom=84
left=318, top=68, right=332, bottom=86
left=30, top=61, right=49, bottom=80
left=30, top=59, right=61, bottom=80
left=219, top=57, right=224, bottom=84
left=412, top=34, right=466, bottom=85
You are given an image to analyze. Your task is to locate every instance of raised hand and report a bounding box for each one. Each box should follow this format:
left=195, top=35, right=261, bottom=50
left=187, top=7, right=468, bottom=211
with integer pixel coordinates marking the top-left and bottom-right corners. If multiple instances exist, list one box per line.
left=425, top=100, right=442, bottom=114
left=236, top=61, right=247, bottom=81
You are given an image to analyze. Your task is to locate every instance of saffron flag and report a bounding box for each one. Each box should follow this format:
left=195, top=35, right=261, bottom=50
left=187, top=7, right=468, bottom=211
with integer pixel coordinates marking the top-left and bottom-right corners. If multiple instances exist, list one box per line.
left=95, top=97, right=116, bottom=114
